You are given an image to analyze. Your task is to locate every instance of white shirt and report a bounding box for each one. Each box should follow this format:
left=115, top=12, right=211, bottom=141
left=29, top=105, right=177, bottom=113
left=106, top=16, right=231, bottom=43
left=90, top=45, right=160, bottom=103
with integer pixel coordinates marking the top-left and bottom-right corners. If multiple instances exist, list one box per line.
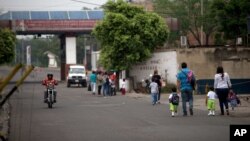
left=207, top=90, right=217, bottom=99
left=149, top=82, right=158, bottom=93
left=121, top=81, right=126, bottom=89
left=214, top=72, right=232, bottom=89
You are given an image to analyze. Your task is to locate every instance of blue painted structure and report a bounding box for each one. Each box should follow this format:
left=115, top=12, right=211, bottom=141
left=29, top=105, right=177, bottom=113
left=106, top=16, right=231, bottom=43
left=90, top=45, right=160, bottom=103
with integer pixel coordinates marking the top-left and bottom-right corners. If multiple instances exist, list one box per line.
left=196, top=79, right=250, bottom=95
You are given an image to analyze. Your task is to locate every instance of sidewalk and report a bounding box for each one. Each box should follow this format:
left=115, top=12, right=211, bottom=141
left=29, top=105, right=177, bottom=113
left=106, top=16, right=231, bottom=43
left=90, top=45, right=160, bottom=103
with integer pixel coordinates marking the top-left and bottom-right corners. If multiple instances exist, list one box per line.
left=126, top=91, right=250, bottom=117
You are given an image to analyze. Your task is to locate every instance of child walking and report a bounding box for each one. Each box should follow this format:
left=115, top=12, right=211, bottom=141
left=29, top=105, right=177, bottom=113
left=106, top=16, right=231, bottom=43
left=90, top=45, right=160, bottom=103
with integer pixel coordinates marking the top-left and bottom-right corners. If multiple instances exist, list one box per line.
left=205, top=86, right=217, bottom=116
left=149, top=78, right=159, bottom=105
left=228, top=89, right=238, bottom=110
left=121, top=79, right=126, bottom=95
left=169, top=87, right=179, bottom=117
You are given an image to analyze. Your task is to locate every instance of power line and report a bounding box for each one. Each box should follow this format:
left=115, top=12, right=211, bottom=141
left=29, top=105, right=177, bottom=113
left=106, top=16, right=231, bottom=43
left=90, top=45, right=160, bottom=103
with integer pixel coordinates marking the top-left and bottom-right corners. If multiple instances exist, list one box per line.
left=71, top=0, right=102, bottom=6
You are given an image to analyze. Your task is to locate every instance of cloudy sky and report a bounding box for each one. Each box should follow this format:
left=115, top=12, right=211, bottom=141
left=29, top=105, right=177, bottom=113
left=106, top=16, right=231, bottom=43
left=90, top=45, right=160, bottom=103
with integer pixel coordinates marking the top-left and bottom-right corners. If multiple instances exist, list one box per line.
left=0, top=0, right=109, bottom=11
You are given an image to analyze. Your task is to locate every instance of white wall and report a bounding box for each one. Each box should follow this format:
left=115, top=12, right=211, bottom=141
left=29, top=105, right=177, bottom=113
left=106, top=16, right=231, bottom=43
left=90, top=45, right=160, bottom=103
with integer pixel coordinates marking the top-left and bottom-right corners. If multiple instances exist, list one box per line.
left=130, top=51, right=178, bottom=84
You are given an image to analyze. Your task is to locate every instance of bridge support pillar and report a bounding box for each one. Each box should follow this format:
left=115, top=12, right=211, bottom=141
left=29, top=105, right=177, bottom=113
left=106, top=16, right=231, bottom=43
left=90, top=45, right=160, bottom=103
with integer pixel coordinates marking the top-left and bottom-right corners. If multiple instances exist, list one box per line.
left=60, top=35, right=77, bottom=80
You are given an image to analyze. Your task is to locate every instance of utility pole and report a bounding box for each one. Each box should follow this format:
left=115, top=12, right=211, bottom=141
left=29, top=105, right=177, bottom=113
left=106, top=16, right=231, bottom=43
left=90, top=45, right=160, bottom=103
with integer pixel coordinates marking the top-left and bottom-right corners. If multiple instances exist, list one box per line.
left=200, top=0, right=204, bottom=46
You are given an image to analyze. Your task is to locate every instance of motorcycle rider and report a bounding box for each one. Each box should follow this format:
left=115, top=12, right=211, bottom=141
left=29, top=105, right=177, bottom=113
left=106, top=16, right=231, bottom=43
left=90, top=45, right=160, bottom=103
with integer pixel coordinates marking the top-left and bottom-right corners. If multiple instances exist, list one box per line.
left=42, top=73, right=58, bottom=103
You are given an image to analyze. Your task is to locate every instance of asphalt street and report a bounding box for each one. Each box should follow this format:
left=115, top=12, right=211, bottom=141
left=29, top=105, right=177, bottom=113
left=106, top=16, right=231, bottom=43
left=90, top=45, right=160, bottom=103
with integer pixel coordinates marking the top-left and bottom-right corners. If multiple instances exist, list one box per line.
left=6, top=83, right=250, bottom=141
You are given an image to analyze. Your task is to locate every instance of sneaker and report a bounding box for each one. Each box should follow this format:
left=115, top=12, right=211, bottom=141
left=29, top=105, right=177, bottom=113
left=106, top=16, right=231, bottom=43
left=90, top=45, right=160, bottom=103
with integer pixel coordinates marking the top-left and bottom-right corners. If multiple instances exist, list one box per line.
left=212, top=111, right=215, bottom=116
left=171, top=112, right=175, bottom=117
left=53, top=100, right=56, bottom=103
left=208, top=112, right=212, bottom=116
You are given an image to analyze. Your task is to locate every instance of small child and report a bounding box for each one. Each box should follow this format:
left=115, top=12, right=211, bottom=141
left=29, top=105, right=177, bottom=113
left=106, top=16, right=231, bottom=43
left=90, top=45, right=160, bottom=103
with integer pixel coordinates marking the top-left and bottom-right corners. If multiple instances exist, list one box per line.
left=121, top=79, right=126, bottom=95
left=149, top=78, right=159, bottom=105
left=228, top=89, right=238, bottom=110
left=205, top=86, right=217, bottom=116
left=169, top=87, right=179, bottom=117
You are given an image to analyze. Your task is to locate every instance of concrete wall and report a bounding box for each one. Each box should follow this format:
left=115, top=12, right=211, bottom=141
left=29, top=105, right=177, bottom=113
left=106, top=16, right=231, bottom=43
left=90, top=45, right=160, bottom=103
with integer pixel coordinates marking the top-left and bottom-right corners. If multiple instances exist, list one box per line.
left=130, top=47, right=250, bottom=86
left=130, top=51, right=178, bottom=84
left=176, top=47, right=250, bottom=80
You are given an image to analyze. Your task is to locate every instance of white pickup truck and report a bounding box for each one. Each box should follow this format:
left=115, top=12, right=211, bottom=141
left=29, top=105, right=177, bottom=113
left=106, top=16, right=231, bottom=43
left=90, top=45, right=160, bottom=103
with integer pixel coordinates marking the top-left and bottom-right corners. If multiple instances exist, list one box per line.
left=66, top=65, right=87, bottom=87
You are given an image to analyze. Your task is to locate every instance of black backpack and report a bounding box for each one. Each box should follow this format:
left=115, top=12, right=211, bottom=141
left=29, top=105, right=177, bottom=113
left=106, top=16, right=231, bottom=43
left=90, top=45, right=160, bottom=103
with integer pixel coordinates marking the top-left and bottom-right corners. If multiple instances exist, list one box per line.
left=171, top=93, right=179, bottom=105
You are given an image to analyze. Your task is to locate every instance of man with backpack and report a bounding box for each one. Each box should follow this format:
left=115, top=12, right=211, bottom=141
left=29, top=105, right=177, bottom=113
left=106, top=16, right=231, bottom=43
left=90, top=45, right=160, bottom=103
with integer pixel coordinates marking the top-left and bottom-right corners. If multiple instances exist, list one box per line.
left=176, top=62, right=196, bottom=116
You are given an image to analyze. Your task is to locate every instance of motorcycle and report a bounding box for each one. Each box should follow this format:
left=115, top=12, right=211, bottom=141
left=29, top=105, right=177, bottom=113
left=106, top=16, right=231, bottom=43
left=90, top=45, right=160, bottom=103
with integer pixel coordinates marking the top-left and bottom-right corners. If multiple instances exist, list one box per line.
left=46, top=82, right=55, bottom=108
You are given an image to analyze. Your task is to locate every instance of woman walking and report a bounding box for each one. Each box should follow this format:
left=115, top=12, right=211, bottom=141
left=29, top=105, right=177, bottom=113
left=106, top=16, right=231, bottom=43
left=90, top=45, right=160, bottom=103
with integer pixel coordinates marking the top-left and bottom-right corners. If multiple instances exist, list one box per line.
left=214, top=66, right=232, bottom=115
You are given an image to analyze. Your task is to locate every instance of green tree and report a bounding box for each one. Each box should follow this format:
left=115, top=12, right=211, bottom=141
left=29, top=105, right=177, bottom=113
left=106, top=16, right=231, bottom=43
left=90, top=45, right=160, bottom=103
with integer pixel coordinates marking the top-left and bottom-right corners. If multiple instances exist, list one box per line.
left=153, top=0, right=217, bottom=46
left=0, top=28, right=16, bottom=64
left=30, top=36, right=60, bottom=67
left=93, top=0, right=169, bottom=71
left=15, top=36, right=60, bottom=67
left=211, top=0, right=250, bottom=45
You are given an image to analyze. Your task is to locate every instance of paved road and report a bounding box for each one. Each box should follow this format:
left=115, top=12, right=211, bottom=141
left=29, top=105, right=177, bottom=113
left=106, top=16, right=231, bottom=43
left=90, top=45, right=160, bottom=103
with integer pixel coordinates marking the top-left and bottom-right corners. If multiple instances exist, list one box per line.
left=7, top=83, right=250, bottom=141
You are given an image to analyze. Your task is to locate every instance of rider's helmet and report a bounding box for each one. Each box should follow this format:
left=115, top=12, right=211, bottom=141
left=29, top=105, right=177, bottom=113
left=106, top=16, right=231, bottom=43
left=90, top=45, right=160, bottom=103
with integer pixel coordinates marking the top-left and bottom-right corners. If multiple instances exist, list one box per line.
left=47, top=73, right=53, bottom=80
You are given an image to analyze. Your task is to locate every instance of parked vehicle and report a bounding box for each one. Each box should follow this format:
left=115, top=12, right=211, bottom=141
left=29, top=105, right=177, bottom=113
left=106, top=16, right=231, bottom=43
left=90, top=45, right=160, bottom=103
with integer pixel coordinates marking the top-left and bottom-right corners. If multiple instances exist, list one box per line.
left=67, top=65, right=87, bottom=87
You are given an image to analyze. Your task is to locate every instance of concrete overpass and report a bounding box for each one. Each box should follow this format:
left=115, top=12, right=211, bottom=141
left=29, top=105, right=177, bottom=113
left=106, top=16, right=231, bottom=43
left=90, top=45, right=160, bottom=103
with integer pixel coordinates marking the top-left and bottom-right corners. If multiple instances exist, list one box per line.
left=0, top=10, right=104, bottom=80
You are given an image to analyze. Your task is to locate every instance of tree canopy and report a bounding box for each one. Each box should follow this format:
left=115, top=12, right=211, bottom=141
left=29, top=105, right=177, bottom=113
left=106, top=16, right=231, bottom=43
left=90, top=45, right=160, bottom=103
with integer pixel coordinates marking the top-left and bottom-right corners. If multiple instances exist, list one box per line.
left=153, top=0, right=216, bottom=46
left=93, top=0, right=169, bottom=71
left=0, top=28, right=16, bottom=65
left=154, top=0, right=250, bottom=46
left=211, top=0, right=250, bottom=44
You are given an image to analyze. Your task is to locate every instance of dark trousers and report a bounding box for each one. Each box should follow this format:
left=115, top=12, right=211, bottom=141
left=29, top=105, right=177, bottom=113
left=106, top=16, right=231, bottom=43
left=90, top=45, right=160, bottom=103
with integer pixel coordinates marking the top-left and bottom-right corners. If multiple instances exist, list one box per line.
left=98, top=85, right=102, bottom=95
left=216, top=88, right=229, bottom=114
left=157, top=87, right=161, bottom=101
left=111, top=87, right=116, bottom=96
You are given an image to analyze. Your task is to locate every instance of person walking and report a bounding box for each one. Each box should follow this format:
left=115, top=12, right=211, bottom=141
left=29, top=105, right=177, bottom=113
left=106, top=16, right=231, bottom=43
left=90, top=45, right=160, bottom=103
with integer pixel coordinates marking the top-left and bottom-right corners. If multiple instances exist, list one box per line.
left=89, top=71, right=97, bottom=95
left=176, top=62, right=195, bottom=116
left=151, top=70, right=162, bottom=104
left=214, top=66, right=232, bottom=115
left=228, top=89, right=238, bottom=110
left=149, top=78, right=159, bottom=105
left=205, top=86, right=217, bottom=116
left=120, top=78, right=126, bottom=95
left=102, top=72, right=108, bottom=96
left=169, top=87, right=180, bottom=117
left=96, top=71, right=103, bottom=95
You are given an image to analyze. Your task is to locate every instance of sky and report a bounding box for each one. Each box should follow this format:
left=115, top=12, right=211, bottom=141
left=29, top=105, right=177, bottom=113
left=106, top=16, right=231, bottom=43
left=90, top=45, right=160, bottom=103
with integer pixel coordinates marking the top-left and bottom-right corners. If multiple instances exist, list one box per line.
left=0, top=0, right=109, bottom=11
